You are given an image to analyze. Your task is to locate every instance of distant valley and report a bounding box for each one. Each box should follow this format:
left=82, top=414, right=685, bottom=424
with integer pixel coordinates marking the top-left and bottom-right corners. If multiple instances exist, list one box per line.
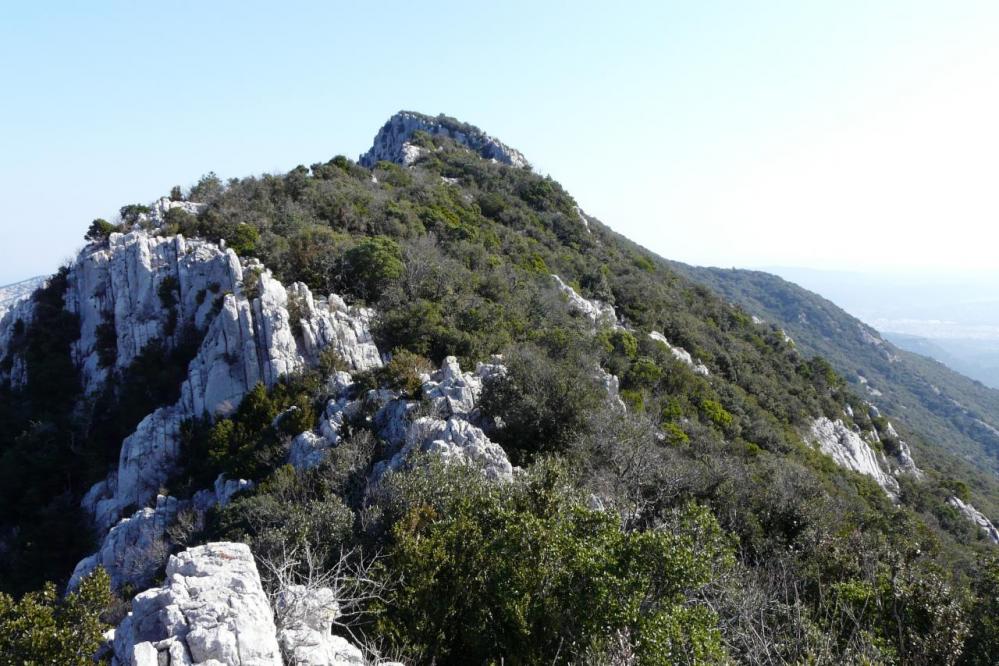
left=766, top=266, right=999, bottom=389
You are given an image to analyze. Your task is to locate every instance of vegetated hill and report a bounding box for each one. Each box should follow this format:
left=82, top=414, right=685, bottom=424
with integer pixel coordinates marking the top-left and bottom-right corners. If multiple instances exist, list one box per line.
left=1, top=111, right=998, bottom=664
left=886, top=332, right=999, bottom=390
left=672, top=264, right=999, bottom=515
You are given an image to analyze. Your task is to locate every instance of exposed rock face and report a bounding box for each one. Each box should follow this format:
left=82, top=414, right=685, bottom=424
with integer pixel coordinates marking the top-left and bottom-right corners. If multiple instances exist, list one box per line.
left=878, top=418, right=923, bottom=478
left=43, top=229, right=384, bottom=597
left=376, top=416, right=514, bottom=482
left=808, top=417, right=899, bottom=495
left=67, top=232, right=240, bottom=397
left=948, top=496, right=999, bottom=544
left=551, top=275, right=617, bottom=325
left=113, top=542, right=283, bottom=666
left=649, top=331, right=710, bottom=376
left=69, top=495, right=178, bottom=591
left=421, top=355, right=506, bottom=420
left=145, top=196, right=207, bottom=225
left=596, top=366, right=626, bottom=410
left=289, top=356, right=514, bottom=482
left=276, top=586, right=365, bottom=666
left=359, top=111, right=529, bottom=169
left=81, top=244, right=382, bottom=534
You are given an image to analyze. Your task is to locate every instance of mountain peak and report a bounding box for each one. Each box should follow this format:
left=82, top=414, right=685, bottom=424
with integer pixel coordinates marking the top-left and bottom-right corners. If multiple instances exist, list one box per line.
left=359, top=111, right=530, bottom=169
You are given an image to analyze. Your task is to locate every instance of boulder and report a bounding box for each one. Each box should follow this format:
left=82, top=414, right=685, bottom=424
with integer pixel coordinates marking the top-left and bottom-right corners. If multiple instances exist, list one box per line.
left=113, top=542, right=283, bottom=666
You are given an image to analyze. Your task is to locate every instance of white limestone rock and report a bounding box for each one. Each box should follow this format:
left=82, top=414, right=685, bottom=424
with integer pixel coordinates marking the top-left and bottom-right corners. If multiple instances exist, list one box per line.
left=948, top=496, right=999, bottom=544
left=275, top=586, right=364, bottom=666
left=66, top=231, right=240, bottom=397
left=287, top=285, right=383, bottom=373
left=551, top=275, right=617, bottom=325
left=114, top=542, right=282, bottom=666
left=69, top=495, right=178, bottom=591
left=596, top=366, right=626, bottom=410
left=192, top=474, right=254, bottom=512
left=145, top=196, right=207, bottom=226
left=808, top=417, right=899, bottom=496
left=375, top=416, right=513, bottom=483
left=84, top=252, right=383, bottom=533
left=649, top=331, right=710, bottom=376
left=421, top=355, right=506, bottom=420
left=359, top=111, right=529, bottom=169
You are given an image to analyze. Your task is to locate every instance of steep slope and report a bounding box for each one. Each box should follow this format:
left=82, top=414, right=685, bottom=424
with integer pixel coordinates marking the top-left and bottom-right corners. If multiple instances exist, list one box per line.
left=673, top=264, right=999, bottom=516
left=1, top=113, right=998, bottom=665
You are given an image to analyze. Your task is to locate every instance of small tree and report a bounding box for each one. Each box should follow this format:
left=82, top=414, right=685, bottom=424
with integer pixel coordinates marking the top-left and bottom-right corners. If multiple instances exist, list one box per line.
left=189, top=171, right=224, bottom=202
left=84, top=218, right=116, bottom=242
left=118, top=204, right=150, bottom=225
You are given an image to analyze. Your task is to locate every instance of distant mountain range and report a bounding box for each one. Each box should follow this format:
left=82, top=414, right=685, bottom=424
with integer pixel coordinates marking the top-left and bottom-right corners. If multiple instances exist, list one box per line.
left=0, top=276, right=45, bottom=319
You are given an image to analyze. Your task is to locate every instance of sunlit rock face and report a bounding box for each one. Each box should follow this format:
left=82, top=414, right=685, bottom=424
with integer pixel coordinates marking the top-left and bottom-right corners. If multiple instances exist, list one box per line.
left=112, top=542, right=284, bottom=666
left=808, top=417, right=900, bottom=496
left=289, top=355, right=514, bottom=483
left=948, top=496, right=999, bottom=544
left=649, top=331, right=710, bottom=376
left=359, top=111, right=530, bottom=169
left=37, top=229, right=385, bottom=598
left=551, top=274, right=617, bottom=326
left=76, top=235, right=383, bottom=535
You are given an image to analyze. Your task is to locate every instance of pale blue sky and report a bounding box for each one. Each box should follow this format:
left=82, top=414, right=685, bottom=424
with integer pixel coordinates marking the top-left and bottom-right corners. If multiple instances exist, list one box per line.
left=2, top=1, right=998, bottom=284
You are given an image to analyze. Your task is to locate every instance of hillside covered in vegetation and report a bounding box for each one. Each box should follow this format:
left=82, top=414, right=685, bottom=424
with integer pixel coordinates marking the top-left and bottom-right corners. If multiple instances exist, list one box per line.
left=674, top=264, right=999, bottom=519
left=0, top=112, right=996, bottom=665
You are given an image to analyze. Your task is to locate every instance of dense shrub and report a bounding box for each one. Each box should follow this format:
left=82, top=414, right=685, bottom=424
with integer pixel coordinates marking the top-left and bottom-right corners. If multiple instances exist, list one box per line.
left=373, top=462, right=733, bottom=664
left=0, top=568, right=111, bottom=665
left=479, top=344, right=603, bottom=464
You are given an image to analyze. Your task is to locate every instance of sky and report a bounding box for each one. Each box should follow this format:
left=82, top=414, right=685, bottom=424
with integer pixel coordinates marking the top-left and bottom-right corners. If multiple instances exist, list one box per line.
left=2, top=1, right=998, bottom=285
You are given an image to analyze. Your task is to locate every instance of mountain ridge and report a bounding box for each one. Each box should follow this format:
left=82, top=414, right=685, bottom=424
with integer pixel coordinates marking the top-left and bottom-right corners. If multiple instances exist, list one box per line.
left=1, top=112, right=997, bottom=664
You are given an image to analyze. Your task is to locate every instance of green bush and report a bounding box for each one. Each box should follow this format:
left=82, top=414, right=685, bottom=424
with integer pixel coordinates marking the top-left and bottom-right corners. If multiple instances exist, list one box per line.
left=84, top=218, right=116, bottom=242
left=375, top=462, right=732, bottom=664
left=383, top=349, right=432, bottom=397
left=0, top=568, right=111, bottom=665
left=344, top=236, right=404, bottom=301
left=479, top=344, right=602, bottom=463
left=227, top=223, right=259, bottom=256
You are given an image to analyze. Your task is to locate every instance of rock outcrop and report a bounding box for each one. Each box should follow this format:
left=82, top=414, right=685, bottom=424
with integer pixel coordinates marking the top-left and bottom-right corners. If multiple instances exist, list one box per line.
left=649, top=331, right=710, bottom=376
left=359, top=111, right=529, bottom=169
left=289, top=356, right=514, bottom=482
left=113, top=542, right=283, bottom=665
left=39, top=228, right=385, bottom=597
left=808, top=417, right=900, bottom=495
left=948, top=496, right=999, bottom=544
left=275, top=586, right=370, bottom=666
left=66, top=232, right=240, bottom=397
left=80, top=240, right=382, bottom=534
left=69, top=495, right=178, bottom=591
left=551, top=275, right=617, bottom=326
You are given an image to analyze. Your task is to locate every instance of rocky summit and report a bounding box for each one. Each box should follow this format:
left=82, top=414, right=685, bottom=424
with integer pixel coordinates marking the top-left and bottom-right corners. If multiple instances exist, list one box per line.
left=0, top=112, right=997, bottom=665
left=359, top=111, right=529, bottom=168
